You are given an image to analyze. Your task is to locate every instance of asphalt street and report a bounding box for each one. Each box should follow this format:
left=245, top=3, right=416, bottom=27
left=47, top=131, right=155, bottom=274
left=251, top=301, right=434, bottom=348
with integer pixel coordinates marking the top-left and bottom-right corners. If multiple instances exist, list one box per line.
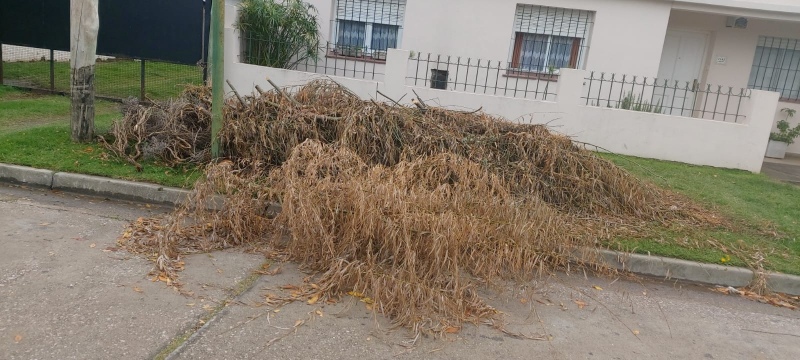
left=0, top=183, right=798, bottom=359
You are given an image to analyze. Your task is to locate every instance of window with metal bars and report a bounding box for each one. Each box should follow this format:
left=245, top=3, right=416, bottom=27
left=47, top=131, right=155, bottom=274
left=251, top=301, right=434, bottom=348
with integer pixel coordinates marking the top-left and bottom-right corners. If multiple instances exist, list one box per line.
left=748, top=36, right=800, bottom=102
left=332, top=0, right=406, bottom=60
left=509, top=5, right=593, bottom=76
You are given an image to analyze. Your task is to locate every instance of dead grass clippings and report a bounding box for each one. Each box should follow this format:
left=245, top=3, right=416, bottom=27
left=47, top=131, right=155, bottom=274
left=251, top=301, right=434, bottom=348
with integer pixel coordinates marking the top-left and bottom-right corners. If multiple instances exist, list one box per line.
left=113, top=79, right=715, bottom=338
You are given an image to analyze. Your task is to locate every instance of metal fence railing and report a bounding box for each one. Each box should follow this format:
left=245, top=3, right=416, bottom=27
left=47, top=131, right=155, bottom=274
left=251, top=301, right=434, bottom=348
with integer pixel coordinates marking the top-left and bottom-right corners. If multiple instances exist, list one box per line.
left=582, top=71, right=751, bottom=123
left=406, top=52, right=558, bottom=101
left=240, top=36, right=384, bottom=81
left=0, top=44, right=205, bottom=101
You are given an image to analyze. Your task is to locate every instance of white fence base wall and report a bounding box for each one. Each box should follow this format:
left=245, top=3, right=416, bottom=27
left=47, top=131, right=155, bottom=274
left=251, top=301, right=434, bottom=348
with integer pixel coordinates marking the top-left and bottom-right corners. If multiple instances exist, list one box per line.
left=401, top=85, right=776, bottom=173
left=223, top=21, right=779, bottom=173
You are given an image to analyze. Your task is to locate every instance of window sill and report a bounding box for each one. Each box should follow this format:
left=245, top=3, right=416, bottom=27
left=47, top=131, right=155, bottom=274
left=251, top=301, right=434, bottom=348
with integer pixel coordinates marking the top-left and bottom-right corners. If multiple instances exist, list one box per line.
left=503, top=70, right=559, bottom=81
left=779, top=98, right=800, bottom=104
left=325, top=51, right=387, bottom=64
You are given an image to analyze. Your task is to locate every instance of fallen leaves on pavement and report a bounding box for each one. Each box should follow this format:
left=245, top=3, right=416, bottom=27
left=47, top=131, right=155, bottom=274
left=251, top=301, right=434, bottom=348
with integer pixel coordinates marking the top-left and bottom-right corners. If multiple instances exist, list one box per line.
left=712, top=286, right=799, bottom=310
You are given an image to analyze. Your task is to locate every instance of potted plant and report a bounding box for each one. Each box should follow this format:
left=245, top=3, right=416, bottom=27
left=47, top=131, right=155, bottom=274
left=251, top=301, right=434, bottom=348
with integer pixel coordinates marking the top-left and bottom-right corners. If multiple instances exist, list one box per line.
left=766, top=108, right=800, bottom=159
left=338, top=45, right=364, bottom=58
left=372, top=50, right=388, bottom=61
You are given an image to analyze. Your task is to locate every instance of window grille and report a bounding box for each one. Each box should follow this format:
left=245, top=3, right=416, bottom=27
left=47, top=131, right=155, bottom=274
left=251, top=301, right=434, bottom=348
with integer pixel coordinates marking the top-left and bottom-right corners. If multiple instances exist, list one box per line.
left=509, top=5, right=593, bottom=74
left=333, top=0, right=406, bottom=60
left=748, top=36, right=800, bottom=102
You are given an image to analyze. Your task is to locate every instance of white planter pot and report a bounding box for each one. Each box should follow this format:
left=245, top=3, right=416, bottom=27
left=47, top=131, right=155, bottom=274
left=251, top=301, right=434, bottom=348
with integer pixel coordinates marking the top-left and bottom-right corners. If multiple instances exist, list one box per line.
left=766, top=140, right=789, bottom=159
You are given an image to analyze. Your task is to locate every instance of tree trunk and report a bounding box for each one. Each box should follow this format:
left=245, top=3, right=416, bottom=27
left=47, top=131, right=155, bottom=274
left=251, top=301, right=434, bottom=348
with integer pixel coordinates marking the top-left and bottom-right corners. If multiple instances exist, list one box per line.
left=70, top=0, right=99, bottom=143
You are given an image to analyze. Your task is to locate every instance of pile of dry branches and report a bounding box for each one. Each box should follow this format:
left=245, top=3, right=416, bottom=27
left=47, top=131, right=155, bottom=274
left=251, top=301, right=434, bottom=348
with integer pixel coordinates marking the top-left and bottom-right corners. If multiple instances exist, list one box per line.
left=115, top=80, right=707, bottom=336
left=100, top=85, right=213, bottom=170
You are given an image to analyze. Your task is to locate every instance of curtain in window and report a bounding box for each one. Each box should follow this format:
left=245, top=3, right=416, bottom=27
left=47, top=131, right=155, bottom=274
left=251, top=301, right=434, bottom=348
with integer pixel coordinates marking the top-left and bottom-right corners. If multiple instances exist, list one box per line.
left=371, top=24, right=398, bottom=51
left=548, top=36, right=574, bottom=71
left=518, top=33, right=548, bottom=71
left=337, top=20, right=366, bottom=48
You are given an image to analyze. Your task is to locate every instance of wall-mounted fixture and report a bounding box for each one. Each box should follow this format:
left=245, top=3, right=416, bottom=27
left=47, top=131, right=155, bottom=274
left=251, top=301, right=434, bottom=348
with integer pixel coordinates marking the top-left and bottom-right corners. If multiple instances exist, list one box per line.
left=726, top=16, right=748, bottom=29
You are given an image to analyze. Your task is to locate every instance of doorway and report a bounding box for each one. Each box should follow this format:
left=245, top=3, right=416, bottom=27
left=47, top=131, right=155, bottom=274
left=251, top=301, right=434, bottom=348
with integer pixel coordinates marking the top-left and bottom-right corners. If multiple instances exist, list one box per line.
left=655, top=29, right=709, bottom=116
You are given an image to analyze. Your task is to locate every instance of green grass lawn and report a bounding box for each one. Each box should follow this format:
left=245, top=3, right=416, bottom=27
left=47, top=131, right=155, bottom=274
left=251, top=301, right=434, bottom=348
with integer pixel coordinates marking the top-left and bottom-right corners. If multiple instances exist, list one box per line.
left=3, top=59, right=202, bottom=100
left=602, top=153, right=800, bottom=275
left=0, top=86, right=200, bottom=188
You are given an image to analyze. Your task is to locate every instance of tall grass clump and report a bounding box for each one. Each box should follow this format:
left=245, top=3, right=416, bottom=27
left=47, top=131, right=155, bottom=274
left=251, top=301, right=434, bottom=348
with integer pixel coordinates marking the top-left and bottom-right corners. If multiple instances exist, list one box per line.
left=237, top=0, right=321, bottom=68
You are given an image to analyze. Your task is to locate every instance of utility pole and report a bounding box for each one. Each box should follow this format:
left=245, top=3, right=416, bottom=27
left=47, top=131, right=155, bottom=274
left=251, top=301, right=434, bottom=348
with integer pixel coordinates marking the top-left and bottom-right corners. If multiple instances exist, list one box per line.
left=70, top=0, right=99, bottom=143
left=210, top=0, right=225, bottom=158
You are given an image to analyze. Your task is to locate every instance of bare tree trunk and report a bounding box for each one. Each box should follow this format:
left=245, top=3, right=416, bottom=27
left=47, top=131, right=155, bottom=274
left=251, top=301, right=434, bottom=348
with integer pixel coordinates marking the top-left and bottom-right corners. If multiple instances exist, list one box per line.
left=70, top=0, right=99, bottom=143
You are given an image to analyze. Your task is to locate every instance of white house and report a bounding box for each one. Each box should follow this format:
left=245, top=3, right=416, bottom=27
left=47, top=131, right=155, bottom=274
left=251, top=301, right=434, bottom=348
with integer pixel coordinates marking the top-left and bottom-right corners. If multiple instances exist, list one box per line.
left=224, top=0, right=798, bottom=170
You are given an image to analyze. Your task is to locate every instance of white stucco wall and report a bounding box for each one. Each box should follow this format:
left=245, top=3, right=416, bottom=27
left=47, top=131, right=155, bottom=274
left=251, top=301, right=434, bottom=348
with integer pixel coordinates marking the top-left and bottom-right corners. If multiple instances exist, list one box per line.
left=259, top=0, right=674, bottom=78
left=401, top=69, right=777, bottom=172
left=223, top=0, right=792, bottom=160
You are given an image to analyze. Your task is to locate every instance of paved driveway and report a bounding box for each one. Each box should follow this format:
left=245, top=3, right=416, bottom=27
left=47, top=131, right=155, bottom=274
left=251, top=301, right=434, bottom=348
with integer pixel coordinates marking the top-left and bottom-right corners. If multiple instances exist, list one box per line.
left=762, top=154, right=800, bottom=185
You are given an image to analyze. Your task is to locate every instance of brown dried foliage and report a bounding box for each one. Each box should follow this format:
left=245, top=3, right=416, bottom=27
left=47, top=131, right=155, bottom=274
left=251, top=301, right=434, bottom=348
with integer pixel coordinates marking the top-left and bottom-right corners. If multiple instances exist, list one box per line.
left=117, top=80, right=706, bottom=336
left=100, top=85, right=213, bottom=169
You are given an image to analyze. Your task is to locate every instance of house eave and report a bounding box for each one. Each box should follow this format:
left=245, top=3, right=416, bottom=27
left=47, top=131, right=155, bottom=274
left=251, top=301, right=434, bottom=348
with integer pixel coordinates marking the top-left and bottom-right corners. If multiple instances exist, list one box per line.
left=671, top=0, right=800, bottom=21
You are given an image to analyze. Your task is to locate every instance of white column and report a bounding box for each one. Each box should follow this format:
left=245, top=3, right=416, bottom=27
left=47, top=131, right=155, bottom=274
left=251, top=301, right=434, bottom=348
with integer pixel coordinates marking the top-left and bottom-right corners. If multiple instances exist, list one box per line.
left=381, top=48, right=411, bottom=102
left=555, top=68, right=588, bottom=107
left=743, top=89, right=780, bottom=172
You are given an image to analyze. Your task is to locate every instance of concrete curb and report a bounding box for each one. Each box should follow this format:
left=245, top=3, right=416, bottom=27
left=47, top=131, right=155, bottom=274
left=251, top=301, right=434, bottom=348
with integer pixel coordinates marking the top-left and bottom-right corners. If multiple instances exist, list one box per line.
left=0, top=163, right=191, bottom=206
left=2, top=162, right=800, bottom=296
left=52, top=172, right=190, bottom=205
left=595, top=249, right=800, bottom=296
left=0, top=163, right=55, bottom=188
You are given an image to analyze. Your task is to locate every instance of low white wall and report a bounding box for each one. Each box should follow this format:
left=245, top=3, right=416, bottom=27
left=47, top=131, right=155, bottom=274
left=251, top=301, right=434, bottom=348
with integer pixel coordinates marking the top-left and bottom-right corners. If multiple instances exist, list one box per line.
left=225, top=40, right=780, bottom=172
left=226, top=59, right=380, bottom=101
left=398, top=70, right=777, bottom=172
left=1, top=44, right=112, bottom=62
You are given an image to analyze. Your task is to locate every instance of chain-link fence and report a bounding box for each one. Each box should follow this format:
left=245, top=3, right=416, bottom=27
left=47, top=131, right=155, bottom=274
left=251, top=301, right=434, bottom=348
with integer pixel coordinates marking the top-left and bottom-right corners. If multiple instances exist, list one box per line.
left=1, top=44, right=205, bottom=101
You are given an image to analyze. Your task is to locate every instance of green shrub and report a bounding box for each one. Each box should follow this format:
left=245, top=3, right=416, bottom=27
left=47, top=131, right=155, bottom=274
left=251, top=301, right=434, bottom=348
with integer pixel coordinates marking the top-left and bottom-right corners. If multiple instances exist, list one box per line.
left=615, top=91, right=664, bottom=114
left=770, top=108, right=800, bottom=144
left=237, top=0, right=321, bottom=68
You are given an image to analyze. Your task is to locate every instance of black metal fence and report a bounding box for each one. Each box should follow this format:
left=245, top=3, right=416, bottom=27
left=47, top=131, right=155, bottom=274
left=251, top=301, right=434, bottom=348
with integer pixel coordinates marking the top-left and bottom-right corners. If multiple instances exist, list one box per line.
left=240, top=36, right=384, bottom=81
left=0, top=45, right=204, bottom=101
left=406, top=52, right=558, bottom=101
left=582, top=72, right=751, bottom=123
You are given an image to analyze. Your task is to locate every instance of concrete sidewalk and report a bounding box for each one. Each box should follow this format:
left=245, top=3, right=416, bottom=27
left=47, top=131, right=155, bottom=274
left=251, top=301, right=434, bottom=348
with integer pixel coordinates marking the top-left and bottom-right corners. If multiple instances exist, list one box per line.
left=0, top=184, right=264, bottom=359
left=762, top=154, right=800, bottom=185
left=1, top=183, right=798, bottom=359
left=172, top=263, right=800, bottom=360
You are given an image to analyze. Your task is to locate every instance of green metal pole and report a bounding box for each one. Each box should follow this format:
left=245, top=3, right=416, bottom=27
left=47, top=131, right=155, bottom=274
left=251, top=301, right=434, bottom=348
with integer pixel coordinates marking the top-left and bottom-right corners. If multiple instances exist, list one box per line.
left=210, top=0, right=225, bottom=159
